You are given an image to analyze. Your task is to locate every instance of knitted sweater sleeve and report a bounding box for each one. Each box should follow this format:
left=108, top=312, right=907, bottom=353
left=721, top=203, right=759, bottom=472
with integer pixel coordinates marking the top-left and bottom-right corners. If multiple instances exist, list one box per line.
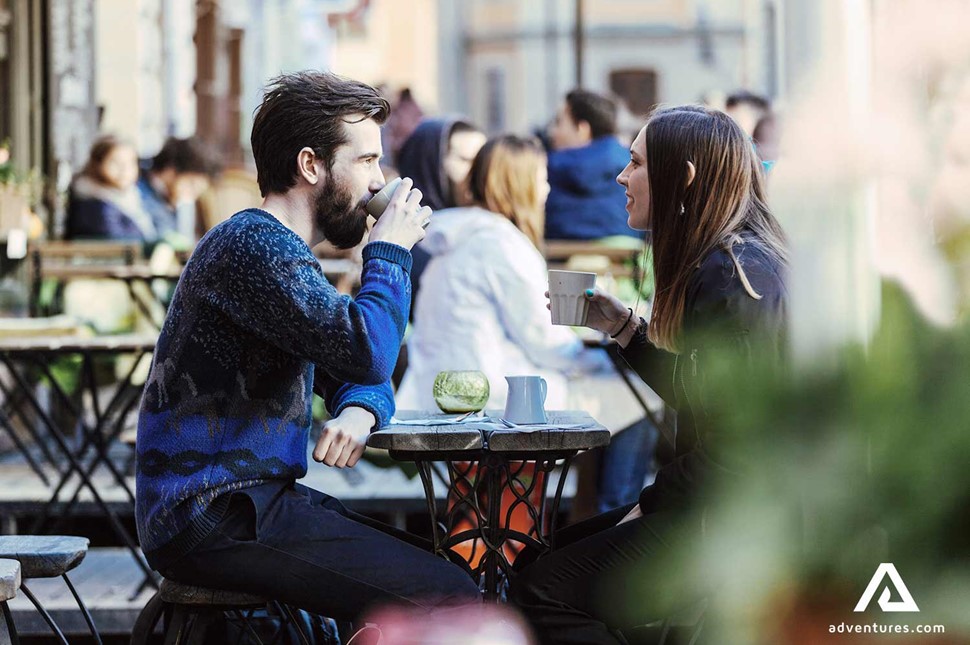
left=313, top=366, right=395, bottom=430
left=201, top=222, right=412, bottom=386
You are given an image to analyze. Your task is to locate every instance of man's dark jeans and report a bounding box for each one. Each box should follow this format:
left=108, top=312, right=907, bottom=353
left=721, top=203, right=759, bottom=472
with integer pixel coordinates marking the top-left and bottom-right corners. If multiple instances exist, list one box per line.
left=156, top=481, right=481, bottom=622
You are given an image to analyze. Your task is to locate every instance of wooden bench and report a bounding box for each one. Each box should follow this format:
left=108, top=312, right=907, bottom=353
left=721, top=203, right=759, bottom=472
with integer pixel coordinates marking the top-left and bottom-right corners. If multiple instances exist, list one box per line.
left=0, top=535, right=99, bottom=643
left=28, top=241, right=144, bottom=317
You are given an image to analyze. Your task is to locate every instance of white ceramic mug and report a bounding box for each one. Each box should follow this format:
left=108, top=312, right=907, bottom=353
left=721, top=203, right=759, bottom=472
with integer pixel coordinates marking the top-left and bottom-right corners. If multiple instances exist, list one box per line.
left=503, top=375, right=548, bottom=424
left=548, top=270, right=596, bottom=326
left=365, top=177, right=403, bottom=218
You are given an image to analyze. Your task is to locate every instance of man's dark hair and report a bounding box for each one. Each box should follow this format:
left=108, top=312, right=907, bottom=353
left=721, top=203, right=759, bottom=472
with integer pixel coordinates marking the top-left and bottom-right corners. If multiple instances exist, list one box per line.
left=152, top=137, right=223, bottom=178
left=725, top=90, right=771, bottom=112
left=251, top=71, right=390, bottom=196
left=565, top=89, right=617, bottom=139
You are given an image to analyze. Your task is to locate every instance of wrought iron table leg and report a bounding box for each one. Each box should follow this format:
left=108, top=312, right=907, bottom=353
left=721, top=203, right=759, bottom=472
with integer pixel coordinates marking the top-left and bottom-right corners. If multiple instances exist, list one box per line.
left=548, top=455, right=574, bottom=552
left=0, top=408, right=49, bottom=485
left=124, top=279, right=164, bottom=331
left=482, top=456, right=504, bottom=602
left=0, top=375, right=61, bottom=473
left=63, top=573, right=103, bottom=645
left=1, top=599, right=19, bottom=645
left=18, top=582, right=68, bottom=644
left=415, top=461, right=443, bottom=555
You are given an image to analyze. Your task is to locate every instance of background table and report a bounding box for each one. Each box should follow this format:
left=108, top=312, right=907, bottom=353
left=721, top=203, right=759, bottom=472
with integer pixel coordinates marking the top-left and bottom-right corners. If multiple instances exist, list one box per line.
left=368, top=410, right=609, bottom=601
left=0, top=333, right=157, bottom=585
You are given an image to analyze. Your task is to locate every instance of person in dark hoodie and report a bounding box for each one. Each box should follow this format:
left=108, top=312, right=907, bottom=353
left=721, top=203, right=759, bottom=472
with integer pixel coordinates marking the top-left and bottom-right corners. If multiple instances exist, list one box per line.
left=545, top=89, right=641, bottom=241
left=395, top=118, right=486, bottom=306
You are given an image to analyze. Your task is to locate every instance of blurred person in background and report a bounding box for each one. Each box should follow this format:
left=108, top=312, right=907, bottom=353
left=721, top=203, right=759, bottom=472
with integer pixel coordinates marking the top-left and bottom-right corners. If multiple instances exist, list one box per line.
left=546, top=89, right=655, bottom=516
left=395, top=117, right=486, bottom=311
left=66, top=134, right=157, bottom=243
left=724, top=89, right=772, bottom=137
left=137, top=136, right=222, bottom=246
left=383, top=87, right=424, bottom=166
left=753, top=111, right=781, bottom=170
left=545, top=89, right=640, bottom=241
left=511, top=105, right=789, bottom=644
left=395, top=135, right=611, bottom=412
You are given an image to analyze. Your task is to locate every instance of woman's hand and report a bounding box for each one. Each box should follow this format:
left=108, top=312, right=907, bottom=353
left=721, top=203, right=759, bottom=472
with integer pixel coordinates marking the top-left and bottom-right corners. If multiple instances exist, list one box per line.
left=545, top=287, right=639, bottom=346
left=582, top=287, right=630, bottom=335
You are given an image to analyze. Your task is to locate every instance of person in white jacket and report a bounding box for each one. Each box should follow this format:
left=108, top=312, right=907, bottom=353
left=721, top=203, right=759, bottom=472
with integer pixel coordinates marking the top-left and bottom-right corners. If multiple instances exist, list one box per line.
left=396, top=135, right=611, bottom=411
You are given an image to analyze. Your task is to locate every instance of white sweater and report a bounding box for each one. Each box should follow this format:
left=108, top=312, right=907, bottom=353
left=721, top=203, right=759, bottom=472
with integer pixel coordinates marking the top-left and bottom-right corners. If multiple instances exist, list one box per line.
left=396, top=207, right=610, bottom=412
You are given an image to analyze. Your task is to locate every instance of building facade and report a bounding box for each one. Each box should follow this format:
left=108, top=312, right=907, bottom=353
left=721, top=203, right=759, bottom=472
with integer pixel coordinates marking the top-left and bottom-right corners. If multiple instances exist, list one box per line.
left=439, top=0, right=783, bottom=138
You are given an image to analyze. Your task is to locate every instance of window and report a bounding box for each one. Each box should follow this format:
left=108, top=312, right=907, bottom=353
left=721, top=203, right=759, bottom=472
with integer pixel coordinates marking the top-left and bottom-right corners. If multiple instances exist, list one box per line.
left=486, top=67, right=506, bottom=133
left=609, top=69, right=658, bottom=116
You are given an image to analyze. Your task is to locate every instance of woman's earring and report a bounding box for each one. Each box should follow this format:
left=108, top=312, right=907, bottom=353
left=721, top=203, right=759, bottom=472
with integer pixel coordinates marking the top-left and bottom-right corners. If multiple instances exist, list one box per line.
left=679, top=203, right=686, bottom=215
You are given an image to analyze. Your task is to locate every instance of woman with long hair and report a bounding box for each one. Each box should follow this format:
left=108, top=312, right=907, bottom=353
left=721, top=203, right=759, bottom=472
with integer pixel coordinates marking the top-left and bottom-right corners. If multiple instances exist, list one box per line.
left=66, top=134, right=158, bottom=243
left=510, top=105, right=789, bottom=643
left=396, top=135, right=608, bottom=411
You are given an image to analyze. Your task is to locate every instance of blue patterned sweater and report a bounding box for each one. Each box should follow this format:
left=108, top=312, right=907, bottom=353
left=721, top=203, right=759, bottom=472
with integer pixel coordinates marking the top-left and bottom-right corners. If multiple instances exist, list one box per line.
left=135, top=208, right=411, bottom=556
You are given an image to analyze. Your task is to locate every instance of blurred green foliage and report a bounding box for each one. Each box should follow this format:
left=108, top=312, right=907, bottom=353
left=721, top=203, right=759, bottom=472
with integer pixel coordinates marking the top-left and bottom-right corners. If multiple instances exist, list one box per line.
left=616, top=283, right=970, bottom=643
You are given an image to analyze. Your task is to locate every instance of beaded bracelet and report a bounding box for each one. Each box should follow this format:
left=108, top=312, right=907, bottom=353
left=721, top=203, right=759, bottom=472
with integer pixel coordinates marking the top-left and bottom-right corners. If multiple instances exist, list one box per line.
left=610, top=307, right=635, bottom=339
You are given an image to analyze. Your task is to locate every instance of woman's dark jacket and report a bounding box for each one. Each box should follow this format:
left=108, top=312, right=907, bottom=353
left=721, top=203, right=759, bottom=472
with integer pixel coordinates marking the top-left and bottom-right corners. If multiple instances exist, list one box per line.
left=620, top=231, right=788, bottom=513
left=66, top=195, right=145, bottom=241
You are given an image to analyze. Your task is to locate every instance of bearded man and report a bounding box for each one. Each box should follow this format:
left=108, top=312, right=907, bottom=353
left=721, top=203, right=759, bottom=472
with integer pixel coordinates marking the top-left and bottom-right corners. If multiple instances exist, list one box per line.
left=134, top=72, right=481, bottom=619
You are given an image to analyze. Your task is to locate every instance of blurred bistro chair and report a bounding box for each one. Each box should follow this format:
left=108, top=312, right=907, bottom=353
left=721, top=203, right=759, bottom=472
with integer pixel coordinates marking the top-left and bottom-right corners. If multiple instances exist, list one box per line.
left=196, top=168, right=262, bottom=234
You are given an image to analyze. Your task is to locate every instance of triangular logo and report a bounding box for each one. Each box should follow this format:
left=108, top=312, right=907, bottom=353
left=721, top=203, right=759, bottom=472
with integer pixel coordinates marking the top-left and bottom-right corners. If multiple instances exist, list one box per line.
left=854, top=563, right=920, bottom=612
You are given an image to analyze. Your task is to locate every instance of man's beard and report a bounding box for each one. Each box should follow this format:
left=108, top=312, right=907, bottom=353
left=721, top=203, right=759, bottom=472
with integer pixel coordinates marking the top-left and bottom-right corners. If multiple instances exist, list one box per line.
left=312, top=175, right=369, bottom=249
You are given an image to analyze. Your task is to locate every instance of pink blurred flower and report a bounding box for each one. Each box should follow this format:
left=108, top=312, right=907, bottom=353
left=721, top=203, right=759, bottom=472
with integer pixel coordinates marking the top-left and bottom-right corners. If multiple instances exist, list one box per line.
left=350, top=603, right=534, bottom=645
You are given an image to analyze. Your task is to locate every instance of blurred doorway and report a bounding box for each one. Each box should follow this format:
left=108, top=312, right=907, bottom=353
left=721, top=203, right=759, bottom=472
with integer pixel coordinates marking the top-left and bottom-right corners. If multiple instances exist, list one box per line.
left=609, top=69, right=658, bottom=118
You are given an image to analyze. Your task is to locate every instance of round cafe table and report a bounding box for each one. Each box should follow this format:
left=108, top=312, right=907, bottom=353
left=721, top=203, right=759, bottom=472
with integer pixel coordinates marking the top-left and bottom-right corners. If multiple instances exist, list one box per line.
left=367, top=410, right=610, bottom=601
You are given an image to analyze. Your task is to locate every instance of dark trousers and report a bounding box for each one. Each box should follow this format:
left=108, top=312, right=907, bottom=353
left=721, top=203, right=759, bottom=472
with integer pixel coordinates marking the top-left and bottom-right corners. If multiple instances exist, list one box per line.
left=158, top=481, right=481, bottom=622
left=510, top=503, right=700, bottom=645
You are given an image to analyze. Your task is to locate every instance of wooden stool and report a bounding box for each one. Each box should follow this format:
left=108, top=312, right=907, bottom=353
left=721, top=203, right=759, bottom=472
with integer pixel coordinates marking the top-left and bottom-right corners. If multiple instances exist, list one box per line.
left=131, top=579, right=319, bottom=645
left=0, top=559, right=22, bottom=645
left=0, top=536, right=100, bottom=644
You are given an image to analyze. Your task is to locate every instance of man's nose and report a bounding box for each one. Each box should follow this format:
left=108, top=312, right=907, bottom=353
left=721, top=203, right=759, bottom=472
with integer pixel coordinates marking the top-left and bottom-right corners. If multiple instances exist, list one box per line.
left=370, top=171, right=386, bottom=193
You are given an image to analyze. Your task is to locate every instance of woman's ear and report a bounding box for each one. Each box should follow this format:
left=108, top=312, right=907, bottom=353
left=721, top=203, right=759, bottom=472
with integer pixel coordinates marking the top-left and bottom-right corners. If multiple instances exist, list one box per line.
left=685, top=161, right=696, bottom=188
left=297, top=147, right=322, bottom=186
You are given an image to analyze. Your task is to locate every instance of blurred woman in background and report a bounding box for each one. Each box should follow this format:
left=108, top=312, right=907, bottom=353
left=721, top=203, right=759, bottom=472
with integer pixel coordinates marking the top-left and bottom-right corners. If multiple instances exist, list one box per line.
left=395, top=134, right=608, bottom=411
left=66, top=135, right=157, bottom=243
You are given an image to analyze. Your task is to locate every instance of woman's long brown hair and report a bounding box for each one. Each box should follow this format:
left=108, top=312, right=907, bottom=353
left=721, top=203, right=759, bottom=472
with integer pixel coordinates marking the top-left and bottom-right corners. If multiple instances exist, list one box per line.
left=468, top=135, right=546, bottom=250
left=80, top=134, right=133, bottom=187
left=644, top=105, right=788, bottom=352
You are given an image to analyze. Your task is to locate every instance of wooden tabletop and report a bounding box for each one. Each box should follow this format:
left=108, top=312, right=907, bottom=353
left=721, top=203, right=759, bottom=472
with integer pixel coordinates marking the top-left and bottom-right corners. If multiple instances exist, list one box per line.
left=0, top=535, right=89, bottom=578
left=368, top=410, right=610, bottom=455
left=0, top=332, right=158, bottom=354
